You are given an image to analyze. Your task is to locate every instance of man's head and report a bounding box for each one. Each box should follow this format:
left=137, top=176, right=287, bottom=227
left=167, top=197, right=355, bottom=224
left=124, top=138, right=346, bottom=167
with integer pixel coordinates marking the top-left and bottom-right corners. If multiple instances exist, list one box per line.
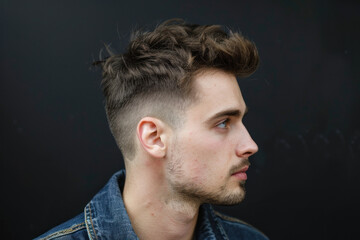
left=99, top=19, right=259, bottom=162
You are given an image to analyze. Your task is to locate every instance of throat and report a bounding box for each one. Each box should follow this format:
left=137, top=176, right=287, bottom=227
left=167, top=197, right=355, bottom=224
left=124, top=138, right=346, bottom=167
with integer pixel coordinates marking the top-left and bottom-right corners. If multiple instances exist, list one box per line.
left=124, top=187, right=200, bottom=240
left=122, top=164, right=201, bottom=240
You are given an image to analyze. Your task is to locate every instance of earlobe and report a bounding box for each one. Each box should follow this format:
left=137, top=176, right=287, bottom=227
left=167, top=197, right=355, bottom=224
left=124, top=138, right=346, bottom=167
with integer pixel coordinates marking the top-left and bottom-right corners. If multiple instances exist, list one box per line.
left=137, top=117, right=167, bottom=158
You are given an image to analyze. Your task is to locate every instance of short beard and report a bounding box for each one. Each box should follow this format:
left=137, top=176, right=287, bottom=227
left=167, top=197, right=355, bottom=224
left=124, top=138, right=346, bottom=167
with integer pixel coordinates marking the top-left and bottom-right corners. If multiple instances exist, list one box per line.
left=167, top=158, right=247, bottom=205
left=171, top=179, right=246, bottom=206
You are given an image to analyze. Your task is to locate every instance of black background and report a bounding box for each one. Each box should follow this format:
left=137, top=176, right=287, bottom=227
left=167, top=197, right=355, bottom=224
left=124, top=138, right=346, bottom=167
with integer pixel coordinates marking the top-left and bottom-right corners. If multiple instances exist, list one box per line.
left=1, top=0, right=359, bottom=239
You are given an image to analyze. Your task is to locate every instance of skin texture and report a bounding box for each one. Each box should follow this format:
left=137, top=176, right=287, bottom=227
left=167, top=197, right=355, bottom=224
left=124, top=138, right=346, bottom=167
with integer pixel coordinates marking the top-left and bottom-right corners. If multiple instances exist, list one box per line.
left=123, top=69, right=258, bottom=240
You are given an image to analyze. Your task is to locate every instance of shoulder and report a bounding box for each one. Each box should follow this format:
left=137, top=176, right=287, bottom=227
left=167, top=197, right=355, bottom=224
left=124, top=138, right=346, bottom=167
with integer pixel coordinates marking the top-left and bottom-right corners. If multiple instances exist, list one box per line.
left=214, top=211, right=269, bottom=240
left=34, top=213, right=88, bottom=240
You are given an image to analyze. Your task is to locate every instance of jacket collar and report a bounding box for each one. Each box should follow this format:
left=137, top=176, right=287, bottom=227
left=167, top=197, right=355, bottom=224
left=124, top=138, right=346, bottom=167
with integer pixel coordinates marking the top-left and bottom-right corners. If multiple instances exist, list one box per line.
left=84, top=170, right=228, bottom=240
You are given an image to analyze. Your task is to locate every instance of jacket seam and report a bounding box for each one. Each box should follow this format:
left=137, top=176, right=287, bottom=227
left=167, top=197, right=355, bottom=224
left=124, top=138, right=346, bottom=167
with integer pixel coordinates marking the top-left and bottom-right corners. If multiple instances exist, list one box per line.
left=208, top=207, right=229, bottom=240
left=85, top=203, right=99, bottom=240
left=38, top=223, right=86, bottom=240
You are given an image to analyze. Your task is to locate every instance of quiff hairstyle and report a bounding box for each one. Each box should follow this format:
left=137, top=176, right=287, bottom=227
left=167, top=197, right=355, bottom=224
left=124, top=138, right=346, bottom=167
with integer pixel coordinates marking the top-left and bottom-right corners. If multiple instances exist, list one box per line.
left=97, top=19, right=259, bottom=160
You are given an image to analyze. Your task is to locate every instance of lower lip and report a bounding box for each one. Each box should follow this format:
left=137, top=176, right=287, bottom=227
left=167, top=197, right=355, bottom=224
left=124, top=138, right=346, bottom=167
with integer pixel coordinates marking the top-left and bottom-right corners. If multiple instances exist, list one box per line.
left=232, top=172, right=247, bottom=181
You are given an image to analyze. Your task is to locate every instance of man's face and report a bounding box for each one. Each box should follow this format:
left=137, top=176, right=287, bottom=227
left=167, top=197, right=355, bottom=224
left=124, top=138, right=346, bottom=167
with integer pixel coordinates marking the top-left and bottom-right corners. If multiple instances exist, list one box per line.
left=166, top=69, right=258, bottom=205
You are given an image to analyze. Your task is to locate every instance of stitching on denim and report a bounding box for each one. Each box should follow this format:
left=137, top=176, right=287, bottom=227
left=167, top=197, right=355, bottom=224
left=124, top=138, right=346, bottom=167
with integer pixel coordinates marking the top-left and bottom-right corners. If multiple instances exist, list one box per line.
left=89, top=203, right=99, bottom=240
left=85, top=204, right=93, bottom=240
left=39, top=223, right=86, bottom=240
left=85, top=202, right=99, bottom=240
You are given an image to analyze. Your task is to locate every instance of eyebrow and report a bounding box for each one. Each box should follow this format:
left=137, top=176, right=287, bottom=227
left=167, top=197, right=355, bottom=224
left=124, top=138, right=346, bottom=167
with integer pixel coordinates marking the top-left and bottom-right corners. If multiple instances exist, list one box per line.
left=205, top=106, right=248, bottom=123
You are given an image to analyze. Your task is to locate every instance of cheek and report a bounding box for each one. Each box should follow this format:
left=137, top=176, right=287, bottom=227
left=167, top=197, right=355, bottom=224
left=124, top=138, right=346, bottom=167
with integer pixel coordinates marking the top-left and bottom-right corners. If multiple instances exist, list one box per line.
left=178, top=131, right=231, bottom=180
left=183, top=157, right=209, bottom=183
left=184, top=153, right=224, bottom=186
left=189, top=132, right=222, bottom=154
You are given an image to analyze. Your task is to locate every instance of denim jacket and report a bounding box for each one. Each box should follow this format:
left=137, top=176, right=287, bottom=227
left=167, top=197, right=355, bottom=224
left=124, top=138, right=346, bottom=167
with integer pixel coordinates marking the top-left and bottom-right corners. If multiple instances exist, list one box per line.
left=35, top=170, right=269, bottom=240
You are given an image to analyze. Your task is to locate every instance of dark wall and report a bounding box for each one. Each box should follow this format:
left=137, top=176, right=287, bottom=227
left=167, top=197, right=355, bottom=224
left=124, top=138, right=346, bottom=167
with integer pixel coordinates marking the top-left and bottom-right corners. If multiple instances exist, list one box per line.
left=1, top=0, right=359, bottom=239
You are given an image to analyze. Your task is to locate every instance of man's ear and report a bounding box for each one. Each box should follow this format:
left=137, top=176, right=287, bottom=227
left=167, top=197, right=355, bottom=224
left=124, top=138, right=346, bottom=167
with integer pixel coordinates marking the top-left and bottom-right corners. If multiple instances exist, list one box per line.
left=136, top=117, right=168, bottom=158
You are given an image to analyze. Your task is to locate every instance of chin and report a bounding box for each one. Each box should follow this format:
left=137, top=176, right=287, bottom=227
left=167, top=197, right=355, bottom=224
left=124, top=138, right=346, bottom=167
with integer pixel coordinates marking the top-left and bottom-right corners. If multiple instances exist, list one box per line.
left=209, top=196, right=245, bottom=206
left=208, top=187, right=246, bottom=206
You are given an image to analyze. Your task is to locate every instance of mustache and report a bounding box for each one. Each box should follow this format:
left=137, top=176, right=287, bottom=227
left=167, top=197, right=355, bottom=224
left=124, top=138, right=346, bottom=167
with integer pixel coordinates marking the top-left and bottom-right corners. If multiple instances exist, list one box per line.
left=229, top=159, right=250, bottom=175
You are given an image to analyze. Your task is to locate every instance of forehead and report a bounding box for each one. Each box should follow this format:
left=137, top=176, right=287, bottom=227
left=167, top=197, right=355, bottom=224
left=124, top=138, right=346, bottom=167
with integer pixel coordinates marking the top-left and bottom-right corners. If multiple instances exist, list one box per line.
left=188, top=70, right=246, bottom=116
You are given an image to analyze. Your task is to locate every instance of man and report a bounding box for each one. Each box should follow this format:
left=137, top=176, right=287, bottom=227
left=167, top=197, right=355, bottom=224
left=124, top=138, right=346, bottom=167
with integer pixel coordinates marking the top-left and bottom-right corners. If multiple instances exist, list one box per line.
left=35, top=19, right=268, bottom=240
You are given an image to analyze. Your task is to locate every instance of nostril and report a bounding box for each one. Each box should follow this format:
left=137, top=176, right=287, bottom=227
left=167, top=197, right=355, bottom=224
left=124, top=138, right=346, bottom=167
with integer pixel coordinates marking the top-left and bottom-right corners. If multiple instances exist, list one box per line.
left=244, top=151, right=253, bottom=156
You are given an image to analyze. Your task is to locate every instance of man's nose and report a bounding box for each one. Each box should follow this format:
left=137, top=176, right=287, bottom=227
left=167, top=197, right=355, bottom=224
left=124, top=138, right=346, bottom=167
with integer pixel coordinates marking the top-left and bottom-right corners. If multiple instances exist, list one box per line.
left=235, top=124, right=258, bottom=158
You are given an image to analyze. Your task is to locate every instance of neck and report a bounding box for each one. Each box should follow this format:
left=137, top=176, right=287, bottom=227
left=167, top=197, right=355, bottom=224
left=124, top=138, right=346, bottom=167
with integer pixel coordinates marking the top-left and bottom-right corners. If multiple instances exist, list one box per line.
left=123, top=165, right=200, bottom=240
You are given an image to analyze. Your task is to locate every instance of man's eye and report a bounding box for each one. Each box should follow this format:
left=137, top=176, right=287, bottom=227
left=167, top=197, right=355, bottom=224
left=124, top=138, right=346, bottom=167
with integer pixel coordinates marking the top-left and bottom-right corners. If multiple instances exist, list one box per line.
left=216, top=119, right=230, bottom=129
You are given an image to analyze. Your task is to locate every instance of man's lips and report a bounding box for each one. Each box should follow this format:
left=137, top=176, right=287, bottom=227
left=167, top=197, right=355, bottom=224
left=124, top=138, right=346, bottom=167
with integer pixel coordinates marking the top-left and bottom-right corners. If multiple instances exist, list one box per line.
left=231, top=165, right=249, bottom=181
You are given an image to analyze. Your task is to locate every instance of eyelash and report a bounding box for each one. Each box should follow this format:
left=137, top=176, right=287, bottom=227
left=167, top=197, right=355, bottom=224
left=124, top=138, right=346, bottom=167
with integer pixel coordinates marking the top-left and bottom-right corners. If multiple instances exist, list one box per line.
left=216, top=118, right=230, bottom=129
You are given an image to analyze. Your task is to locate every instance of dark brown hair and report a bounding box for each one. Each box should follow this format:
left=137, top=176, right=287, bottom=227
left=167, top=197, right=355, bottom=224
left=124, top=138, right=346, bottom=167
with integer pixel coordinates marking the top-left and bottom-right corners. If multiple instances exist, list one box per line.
left=97, top=19, right=259, bottom=160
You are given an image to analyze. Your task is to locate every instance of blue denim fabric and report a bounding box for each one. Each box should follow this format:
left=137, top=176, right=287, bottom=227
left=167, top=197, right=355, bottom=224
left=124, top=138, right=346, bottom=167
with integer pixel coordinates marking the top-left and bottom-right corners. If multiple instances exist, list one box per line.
left=35, top=170, right=269, bottom=240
